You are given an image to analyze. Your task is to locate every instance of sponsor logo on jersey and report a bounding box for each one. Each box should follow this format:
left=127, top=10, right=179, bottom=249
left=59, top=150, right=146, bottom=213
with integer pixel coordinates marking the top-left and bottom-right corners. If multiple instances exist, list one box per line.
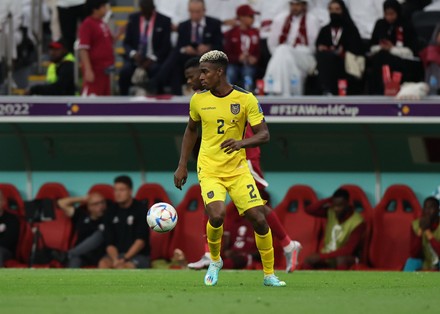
left=230, top=103, right=240, bottom=115
left=207, top=191, right=215, bottom=199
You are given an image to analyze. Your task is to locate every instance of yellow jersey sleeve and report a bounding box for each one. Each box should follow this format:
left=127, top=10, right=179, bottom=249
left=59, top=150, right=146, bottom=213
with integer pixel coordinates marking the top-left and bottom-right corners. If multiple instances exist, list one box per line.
left=189, top=94, right=201, bottom=122
left=246, top=94, right=265, bottom=126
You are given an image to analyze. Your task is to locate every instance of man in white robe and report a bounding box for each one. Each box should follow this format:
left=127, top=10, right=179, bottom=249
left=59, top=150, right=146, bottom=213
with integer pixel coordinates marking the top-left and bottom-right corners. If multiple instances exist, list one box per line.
left=264, top=0, right=319, bottom=96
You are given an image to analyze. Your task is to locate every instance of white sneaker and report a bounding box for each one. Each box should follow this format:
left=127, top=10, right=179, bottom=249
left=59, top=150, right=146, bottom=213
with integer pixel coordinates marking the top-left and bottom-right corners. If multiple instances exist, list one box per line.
left=284, top=241, right=302, bottom=273
left=188, top=254, right=211, bottom=270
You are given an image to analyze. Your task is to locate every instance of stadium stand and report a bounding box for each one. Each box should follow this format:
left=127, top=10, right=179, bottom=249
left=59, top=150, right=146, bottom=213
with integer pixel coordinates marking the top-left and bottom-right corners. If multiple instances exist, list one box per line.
left=136, top=183, right=174, bottom=260
left=168, top=185, right=205, bottom=263
left=369, top=184, right=422, bottom=270
left=273, top=185, right=320, bottom=268
left=88, top=183, right=115, bottom=201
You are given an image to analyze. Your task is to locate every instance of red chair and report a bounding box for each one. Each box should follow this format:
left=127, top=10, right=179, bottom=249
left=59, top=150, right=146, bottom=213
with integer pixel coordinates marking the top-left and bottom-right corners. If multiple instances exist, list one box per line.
left=168, top=185, right=206, bottom=263
left=273, top=185, right=320, bottom=269
left=3, top=209, right=33, bottom=268
left=0, top=183, right=25, bottom=216
left=35, top=183, right=69, bottom=200
left=88, top=184, right=114, bottom=201
left=136, top=183, right=174, bottom=260
left=340, top=184, right=373, bottom=265
left=369, top=184, right=422, bottom=270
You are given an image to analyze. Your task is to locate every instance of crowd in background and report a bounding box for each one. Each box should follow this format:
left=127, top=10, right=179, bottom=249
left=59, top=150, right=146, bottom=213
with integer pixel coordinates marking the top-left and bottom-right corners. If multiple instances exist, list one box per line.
left=0, top=0, right=440, bottom=96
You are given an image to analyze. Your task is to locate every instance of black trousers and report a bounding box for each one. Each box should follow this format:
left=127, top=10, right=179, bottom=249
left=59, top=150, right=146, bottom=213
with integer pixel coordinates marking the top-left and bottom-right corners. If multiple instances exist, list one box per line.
left=57, top=4, right=86, bottom=53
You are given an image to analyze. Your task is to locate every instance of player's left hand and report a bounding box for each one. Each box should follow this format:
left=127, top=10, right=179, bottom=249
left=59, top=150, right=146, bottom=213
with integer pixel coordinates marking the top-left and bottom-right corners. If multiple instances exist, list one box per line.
left=221, top=139, right=243, bottom=154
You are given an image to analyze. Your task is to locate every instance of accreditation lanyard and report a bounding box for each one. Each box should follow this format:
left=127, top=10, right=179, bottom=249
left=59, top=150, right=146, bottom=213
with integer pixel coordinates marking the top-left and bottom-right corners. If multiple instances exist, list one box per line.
left=139, top=13, right=156, bottom=46
left=331, top=27, right=343, bottom=47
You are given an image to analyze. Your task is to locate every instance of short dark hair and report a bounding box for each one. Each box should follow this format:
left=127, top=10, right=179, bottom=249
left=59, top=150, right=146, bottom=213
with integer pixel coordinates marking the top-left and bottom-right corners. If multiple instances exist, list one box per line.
left=424, top=196, right=439, bottom=209
left=114, top=175, right=133, bottom=189
left=87, top=0, right=109, bottom=13
left=185, top=57, right=200, bottom=70
left=332, top=188, right=350, bottom=201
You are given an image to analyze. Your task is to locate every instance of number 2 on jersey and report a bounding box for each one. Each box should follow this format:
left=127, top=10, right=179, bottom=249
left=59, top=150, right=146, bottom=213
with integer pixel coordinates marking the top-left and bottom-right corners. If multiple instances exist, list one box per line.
left=217, top=119, right=225, bottom=134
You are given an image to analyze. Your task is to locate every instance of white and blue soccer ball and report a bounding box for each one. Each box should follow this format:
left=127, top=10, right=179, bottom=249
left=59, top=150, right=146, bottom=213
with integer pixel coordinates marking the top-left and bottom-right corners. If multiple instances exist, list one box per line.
left=146, top=202, right=178, bottom=233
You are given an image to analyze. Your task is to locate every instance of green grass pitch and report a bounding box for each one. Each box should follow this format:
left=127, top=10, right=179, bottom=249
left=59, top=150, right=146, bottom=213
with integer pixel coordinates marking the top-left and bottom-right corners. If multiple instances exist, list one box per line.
left=0, top=269, right=439, bottom=314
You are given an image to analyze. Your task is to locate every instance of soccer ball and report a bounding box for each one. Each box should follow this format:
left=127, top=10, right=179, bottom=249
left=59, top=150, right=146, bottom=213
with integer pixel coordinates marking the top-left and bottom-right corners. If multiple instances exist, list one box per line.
left=146, top=202, right=178, bottom=233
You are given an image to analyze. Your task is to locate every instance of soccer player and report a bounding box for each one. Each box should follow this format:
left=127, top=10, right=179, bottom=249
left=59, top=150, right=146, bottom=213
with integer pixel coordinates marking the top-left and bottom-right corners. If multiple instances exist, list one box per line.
left=184, top=57, right=302, bottom=273
left=174, top=50, right=286, bottom=287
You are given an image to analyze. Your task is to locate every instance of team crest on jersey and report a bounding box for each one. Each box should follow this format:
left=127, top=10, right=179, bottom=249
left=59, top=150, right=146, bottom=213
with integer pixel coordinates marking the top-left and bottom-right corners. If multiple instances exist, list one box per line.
left=207, top=191, right=214, bottom=199
left=230, top=103, right=240, bottom=115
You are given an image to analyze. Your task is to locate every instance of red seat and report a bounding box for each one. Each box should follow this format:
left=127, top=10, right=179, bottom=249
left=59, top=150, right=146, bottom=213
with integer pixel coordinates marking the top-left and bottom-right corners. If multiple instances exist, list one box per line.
left=0, top=183, right=25, bottom=216
left=273, top=185, right=320, bottom=269
left=136, top=183, right=174, bottom=260
left=88, top=184, right=114, bottom=201
left=35, top=183, right=69, bottom=200
left=369, top=184, right=422, bottom=270
left=168, top=185, right=206, bottom=263
left=3, top=209, right=33, bottom=268
left=340, top=184, right=373, bottom=265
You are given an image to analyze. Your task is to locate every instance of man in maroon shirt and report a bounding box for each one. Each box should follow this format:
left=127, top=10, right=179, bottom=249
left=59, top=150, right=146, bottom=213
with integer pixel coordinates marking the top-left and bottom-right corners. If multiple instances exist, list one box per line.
left=404, top=197, right=440, bottom=271
left=224, top=5, right=260, bottom=91
left=78, top=0, right=115, bottom=96
left=303, top=188, right=366, bottom=270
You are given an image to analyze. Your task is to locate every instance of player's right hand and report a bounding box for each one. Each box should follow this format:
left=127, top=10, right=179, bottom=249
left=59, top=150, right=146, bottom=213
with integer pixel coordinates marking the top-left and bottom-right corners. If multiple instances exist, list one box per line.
left=174, top=166, right=188, bottom=190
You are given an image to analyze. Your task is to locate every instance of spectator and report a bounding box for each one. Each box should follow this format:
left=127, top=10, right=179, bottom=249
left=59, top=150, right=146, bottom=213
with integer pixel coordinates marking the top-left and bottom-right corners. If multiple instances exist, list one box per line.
left=57, top=0, right=86, bottom=52
left=77, top=0, right=114, bottom=96
left=420, top=24, right=440, bottom=95
left=58, top=192, right=107, bottom=268
left=224, top=5, right=260, bottom=91
left=404, top=197, right=440, bottom=271
left=119, top=0, right=172, bottom=96
left=303, top=189, right=366, bottom=270
left=163, top=0, right=223, bottom=95
left=369, top=0, right=420, bottom=95
left=315, top=0, right=365, bottom=95
left=27, top=39, right=76, bottom=95
left=99, top=175, right=150, bottom=269
left=344, top=0, right=384, bottom=45
left=264, top=0, right=320, bottom=96
left=0, top=190, right=20, bottom=267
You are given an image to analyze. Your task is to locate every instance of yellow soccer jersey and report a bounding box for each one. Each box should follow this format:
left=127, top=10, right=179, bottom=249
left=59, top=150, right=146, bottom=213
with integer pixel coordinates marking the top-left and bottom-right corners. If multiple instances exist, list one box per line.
left=189, top=86, right=265, bottom=177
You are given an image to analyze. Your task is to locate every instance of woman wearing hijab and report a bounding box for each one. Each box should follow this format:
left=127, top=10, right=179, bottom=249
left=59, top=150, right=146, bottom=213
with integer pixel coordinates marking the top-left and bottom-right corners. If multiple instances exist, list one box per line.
left=315, top=0, right=364, bottom=95
left=369, top=0, right=421, bottom=95
left=420, top=24, right=440, bottom=95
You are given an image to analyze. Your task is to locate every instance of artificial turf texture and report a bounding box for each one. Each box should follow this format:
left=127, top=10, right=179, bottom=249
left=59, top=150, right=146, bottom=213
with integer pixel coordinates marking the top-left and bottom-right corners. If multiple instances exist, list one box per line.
left=0, top=270, right=438, bottom=314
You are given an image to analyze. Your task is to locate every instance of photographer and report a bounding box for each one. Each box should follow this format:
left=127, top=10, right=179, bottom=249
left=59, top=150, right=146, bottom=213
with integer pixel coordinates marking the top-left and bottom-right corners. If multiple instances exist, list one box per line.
left=404, top=197, right=440, bottom=271
left=58, top=192, right=107, bottom=268
left=0, top=190, right=19, bottom=267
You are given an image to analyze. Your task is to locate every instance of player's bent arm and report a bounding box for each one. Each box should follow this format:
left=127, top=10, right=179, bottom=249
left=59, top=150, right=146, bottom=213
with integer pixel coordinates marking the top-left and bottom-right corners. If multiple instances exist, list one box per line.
left=106, top=245, right=119, bottom=261
left=123, top=239, right=146, bottom=260
left=174, top=118, right=199, bottom=189
left=244, top=122, right=270, bottom=148
left=57, top=196, right=87, bottom=217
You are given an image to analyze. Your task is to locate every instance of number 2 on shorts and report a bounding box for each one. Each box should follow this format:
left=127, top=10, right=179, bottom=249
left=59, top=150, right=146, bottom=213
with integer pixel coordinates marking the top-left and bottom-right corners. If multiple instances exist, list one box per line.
left=247, top=184, right=257, bottom=199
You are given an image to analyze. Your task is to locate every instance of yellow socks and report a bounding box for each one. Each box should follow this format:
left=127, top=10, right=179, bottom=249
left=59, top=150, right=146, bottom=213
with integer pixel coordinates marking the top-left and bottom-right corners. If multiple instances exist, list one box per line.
left=206, top=221, right=223, bottom=262
left=255, top=229, right=275, bottom=276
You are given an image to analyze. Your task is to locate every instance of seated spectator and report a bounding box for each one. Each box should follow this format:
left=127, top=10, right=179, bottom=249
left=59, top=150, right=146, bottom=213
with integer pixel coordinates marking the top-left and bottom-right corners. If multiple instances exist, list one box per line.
left=303, top=189, right=366, bottom=270
left=57, top=0, right=86, bottom=52
left=58, top=192, right=107, bottom=268
left=404, top=197, right=440, bottom=271
left=224, top=5, right=260, bottom=91
left=222, top=206, right=259, bottom=270
left=162, top=0, right=222, bottom=95
left=99, top=176, right=150, bottom=269
left=315, top=0, right=365, bottom=95
left=264, top=0, right=320, bottom=96
left=119, top=0, right=172, bottom=96
left=420, top=24, right=440, bottom=95
left=369, top=0, right=420, bottom=95
left=27, top=39, right=76, bottom=96
left=0, top=190, right=20, bottom=267
left=344, top=0, right=384, bottom=46
left=77, top=0, right=114, bottom=96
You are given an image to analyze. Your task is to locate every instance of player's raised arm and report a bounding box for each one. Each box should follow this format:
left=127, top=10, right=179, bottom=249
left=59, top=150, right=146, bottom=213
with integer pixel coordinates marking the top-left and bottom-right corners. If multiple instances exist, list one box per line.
left=174, top=117, right=199, bottom=190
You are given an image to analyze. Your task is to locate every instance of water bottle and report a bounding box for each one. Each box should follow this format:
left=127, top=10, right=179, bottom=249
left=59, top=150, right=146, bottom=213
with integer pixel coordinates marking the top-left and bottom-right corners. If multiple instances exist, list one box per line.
left=429, top=75, right=438, bottom=95
left=290, top=74, right=299, bottom=96
left=244, top=75, right=253, bottom=92
left=267, top=75, right=274, bottom=95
